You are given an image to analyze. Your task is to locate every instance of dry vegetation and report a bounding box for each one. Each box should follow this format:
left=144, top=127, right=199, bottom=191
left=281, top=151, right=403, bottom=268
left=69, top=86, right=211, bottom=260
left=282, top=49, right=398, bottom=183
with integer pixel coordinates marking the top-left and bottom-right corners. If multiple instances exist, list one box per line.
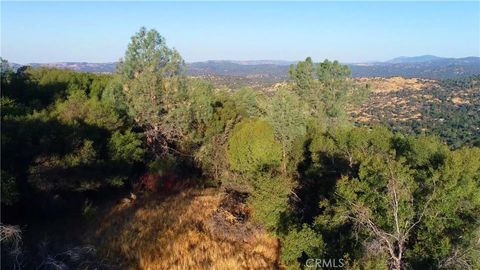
left=350, top=76, right=480, bottom=147
left=351, top=77, right=443, bottom=123
left=93, top=188, right=280, bottom=270
left=355, top=76, right=439, bottom=93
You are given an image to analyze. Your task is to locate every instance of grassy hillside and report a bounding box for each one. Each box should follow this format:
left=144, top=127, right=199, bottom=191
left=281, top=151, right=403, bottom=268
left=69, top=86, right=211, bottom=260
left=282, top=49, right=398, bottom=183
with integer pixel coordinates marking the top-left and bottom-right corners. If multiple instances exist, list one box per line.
left=94, top=188, right=279, bottom=269
left=351, top=76, right=480, bottom=147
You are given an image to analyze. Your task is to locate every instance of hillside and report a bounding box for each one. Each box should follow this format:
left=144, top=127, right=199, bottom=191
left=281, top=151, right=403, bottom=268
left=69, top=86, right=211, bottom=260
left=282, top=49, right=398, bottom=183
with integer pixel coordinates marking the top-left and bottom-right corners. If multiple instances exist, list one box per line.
left=8, top=56, right=480, bottom=84
left=350, top=57, right=480, bottom=79
left=2, top=28, right=480, bottom=270
left=351, top=75, right=480, bottom=147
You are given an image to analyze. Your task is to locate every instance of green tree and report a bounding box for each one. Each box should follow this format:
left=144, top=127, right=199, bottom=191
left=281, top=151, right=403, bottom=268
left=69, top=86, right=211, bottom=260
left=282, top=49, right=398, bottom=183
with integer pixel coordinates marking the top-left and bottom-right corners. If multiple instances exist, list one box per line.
left=314, top=130, right=480, bottom=270
left=248, top=174, right=293, bottom=232
left=331, top=155, right=419, bottom=270
left=281, top=224, right=325, bottom=269
left=289, top=57, right=315, bottom=93
left=227, top=119, right=282, bottom=174
left=55, top=90, right=124, bottom=131
left=117, top=27, right=184, bottom=80
left=289, top=58, right=368, bottom=125
left=108, top=130, right=145, bottom=163
left=116, top=27, right=186, bottom=155
left=233, top=87, right=262, bottom=117
left=264, top=89, right=307, bottom=174
left=410, top=147, right=480, bottom=269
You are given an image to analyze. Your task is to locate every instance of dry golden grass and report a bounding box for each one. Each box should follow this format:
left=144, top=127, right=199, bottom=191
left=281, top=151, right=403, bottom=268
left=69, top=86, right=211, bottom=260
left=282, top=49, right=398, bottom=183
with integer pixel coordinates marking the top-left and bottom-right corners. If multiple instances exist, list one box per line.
left=451, top=97, right=470, bottom=105
left=355, top=77, right=439, bottom=93
left=94, top=188, right=279, bottom=269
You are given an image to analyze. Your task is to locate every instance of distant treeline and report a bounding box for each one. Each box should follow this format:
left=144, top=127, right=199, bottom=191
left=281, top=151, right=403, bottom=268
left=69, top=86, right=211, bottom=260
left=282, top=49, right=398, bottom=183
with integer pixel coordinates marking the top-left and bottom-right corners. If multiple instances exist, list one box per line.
left=6, top=56, right=480, bottom=81
left=1, top=28, right=479, bottom=269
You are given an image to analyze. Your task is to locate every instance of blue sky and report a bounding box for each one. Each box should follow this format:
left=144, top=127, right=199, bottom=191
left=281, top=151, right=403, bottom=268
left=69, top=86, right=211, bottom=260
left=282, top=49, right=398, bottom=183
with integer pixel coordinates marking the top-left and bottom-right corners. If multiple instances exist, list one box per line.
left=1, top=1, right=479, bottom=64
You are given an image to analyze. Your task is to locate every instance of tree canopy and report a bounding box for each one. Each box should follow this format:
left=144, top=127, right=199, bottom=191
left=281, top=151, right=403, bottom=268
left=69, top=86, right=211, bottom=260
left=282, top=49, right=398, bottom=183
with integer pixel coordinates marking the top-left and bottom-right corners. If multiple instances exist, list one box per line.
left=1, top=29, right=478, bottom=270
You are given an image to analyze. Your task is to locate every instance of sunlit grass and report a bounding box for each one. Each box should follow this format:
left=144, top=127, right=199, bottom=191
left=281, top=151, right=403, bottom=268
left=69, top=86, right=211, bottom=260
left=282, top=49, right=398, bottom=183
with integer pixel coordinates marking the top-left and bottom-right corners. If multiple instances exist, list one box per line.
left=94, top=188, right=279, bottom=269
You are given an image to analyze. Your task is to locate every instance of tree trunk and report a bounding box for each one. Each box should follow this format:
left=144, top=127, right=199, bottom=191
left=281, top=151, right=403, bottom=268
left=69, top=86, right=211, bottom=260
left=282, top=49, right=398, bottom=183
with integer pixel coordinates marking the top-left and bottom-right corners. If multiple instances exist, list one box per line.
left=392, top=258, right=401, bottom=270
left=281, top=146, right=287, bottom=176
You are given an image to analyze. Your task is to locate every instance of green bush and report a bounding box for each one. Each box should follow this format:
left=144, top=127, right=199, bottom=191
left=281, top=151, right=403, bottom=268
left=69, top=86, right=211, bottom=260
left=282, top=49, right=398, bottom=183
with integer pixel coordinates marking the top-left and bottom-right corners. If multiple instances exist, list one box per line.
left=108, top=130, right=144, bottom=163
left=227, top=119, right=282, bottom=173
left=247, top=174, right=293, bottom=232
left=82, top=199, right=97, bottom=220
left=281, top=224, right=325, bottom=269
left=0, top=170, right=19, bottom=205
left=148, top=155, right=180, bottom=175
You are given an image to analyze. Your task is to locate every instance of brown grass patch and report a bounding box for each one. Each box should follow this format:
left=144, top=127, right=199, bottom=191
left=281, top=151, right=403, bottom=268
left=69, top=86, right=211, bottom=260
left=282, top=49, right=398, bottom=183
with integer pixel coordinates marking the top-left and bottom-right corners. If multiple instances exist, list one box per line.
left=451, top=97, right=470, bottom=105
left=94, top=188, right=279, bottom=269
left=356, top=77, right=439, bottom=93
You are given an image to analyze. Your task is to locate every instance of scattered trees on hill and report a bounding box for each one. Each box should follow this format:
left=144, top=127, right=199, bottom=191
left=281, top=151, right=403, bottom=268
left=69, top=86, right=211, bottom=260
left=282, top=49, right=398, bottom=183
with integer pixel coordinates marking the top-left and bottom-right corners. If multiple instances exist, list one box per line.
left=289, top=57, right=369, bottom=125
left=1, top=60, right=144, bottom=201
left=2, top=28, right=479, bottom=270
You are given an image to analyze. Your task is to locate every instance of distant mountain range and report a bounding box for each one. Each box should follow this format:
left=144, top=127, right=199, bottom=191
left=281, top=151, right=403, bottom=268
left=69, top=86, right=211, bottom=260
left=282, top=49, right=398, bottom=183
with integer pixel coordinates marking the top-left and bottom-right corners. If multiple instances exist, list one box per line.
left=10, top=62, right=117, bottom=73
left=386, top=55, right=444, bottom=63
left=7, top=56, right=480, bottom=80
left=350, top=56, right=480, bottom=79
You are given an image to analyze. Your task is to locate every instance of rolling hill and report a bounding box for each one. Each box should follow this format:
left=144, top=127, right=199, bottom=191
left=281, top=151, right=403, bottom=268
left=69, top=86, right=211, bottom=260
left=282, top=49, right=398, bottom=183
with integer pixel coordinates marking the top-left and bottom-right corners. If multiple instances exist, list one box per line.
left=7, top=56, right=480, bottom=80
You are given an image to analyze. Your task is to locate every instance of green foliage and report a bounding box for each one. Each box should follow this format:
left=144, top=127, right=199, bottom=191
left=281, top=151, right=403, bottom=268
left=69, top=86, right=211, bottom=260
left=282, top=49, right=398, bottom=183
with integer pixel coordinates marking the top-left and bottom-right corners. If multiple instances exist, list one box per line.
left=194, top=92, right=240, bottom=180
left=203, top=91, right=239, bottom=139
left=248, top=175, right=293, bottom=232
left=175, top=79, right=216, bottom=148
left=1, top=97, right=26, bottom=117
left=309, top=125, right=392, bottom=169
left=286, top=136, right=308, bottom=176
left=1, top=64, right=141, bottom=195
left=308, top=126, right=480, bottom=269
left=233, top=87, right=262, bottom=117
left=347, top=255, right=389, bottom=270
left=27, top=140, right=99, bottom=191
left=108, top=130, right=144, bottom=163
left=1, top=170, right=19, bottom=205
left=64, top=140, right=97, bottom=167
left=289, top=58, right=368, bottom=125
left=117, top=27, right=184, bottom=80
left=102, top=77, right=129, bottom=118
left=289, top=57, right=315, bottom=92
left=227, top=119, right=282, bottom=173
left=55, top=90, right=124, bottom=131
left=264, top=89, right=307, bottom=174
left=106, top=176, right=128, bottom=187
left=115, top=27, right=196, bottom=156
left=1, top=33, right=478, bottom=270
left=281, top=224, right=325, bottom=269
left=148, top=155, right=180, bottom=175
left=2, top=66, right=111, bottom=110
left=82, top=199, right=97, bottom=220
left=410, top=147, right=480, bottom=267
left=265, top=89, right=306, bottom=145
left=1, top=58, right=15, bottom=86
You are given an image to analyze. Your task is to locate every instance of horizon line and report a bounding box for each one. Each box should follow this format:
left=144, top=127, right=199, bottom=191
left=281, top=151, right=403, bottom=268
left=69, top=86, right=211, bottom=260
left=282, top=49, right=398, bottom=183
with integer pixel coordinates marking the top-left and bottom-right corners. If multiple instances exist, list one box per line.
left=4, top=55, right=480, bottom=66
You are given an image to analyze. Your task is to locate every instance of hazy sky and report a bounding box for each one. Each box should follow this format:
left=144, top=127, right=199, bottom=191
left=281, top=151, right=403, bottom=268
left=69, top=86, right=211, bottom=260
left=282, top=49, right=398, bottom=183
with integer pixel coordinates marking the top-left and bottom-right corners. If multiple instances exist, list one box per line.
left=1, top=1, right=479, bottom=64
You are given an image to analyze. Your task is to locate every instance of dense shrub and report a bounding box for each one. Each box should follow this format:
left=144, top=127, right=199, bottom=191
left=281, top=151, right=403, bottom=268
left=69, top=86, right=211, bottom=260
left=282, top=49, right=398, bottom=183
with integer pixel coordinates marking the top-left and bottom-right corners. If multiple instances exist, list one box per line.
left=281, top=224, right=325, bottom=269
left=227, top=119, right=282, bottom=173
left=108, top=130, right=144, bottom=163
left=0, top=170, right=19, bottom=205
left=247, top=175, right=293, bottom=232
